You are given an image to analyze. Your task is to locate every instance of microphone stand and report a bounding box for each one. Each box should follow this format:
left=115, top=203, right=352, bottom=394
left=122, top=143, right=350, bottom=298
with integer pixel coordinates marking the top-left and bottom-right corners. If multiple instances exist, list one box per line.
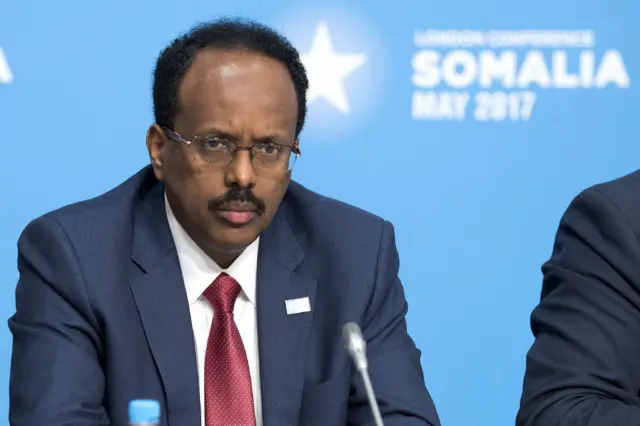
left=343, top=322, right=384, bottom=426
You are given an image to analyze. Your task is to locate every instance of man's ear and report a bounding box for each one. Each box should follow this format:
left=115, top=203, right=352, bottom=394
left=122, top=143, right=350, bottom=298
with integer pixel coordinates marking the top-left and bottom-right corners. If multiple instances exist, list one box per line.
left=146, top=124, right=167, bottom=180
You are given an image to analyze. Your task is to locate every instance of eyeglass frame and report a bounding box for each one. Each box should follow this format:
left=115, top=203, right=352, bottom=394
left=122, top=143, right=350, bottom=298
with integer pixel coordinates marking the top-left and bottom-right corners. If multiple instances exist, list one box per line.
left=161, top=126, right=301, bottom=172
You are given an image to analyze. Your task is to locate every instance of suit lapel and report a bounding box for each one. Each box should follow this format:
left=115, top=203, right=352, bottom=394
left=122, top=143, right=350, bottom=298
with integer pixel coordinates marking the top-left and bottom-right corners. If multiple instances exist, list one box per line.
left=129, top=176, right=201, bottom=425
left=257, top=203, right=317, bottom=426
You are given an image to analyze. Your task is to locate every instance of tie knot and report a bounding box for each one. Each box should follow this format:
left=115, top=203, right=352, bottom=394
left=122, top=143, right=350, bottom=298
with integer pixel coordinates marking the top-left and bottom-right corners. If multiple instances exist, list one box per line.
left=203, top=273, right=241, bottom=313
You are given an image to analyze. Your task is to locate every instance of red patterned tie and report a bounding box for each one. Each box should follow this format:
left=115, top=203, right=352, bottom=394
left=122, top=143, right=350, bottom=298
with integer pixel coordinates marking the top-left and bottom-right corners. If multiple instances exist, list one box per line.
left=203, top=273, right=256, bottom=426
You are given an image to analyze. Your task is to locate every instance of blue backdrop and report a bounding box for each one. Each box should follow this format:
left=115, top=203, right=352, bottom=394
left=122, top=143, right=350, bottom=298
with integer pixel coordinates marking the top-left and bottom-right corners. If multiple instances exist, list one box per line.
left=1, top=0, right=638, bottom=424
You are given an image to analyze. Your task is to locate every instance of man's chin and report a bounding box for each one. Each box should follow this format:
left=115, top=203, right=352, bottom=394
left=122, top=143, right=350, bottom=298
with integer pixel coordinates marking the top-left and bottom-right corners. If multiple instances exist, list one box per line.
left=197, top=233, right=256, bottom=268
left=211, top=228, right=260, bottom=252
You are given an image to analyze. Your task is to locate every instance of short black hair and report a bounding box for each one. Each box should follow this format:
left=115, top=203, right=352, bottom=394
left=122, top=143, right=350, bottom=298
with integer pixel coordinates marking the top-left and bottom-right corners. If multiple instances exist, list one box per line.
left=152, top=18, right=309, bottom=137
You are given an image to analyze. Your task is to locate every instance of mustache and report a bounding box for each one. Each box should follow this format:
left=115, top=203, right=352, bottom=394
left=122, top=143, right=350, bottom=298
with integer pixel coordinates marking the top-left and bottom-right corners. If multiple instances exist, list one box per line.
left=208, top=186, right=266, bottom=216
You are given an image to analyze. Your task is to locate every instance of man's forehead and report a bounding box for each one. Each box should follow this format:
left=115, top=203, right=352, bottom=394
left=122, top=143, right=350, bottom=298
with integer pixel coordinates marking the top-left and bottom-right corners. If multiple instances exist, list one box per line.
left=188, top=48, right=286, bottom=77
left=174, top=48, right=298, bottom=133
left=179, top=49, right=292, bottom=98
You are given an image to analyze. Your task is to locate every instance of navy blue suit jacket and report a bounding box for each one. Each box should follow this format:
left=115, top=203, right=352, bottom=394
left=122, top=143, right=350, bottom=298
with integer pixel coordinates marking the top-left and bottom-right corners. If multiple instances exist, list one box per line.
left=9, top=166, right=439, bottom=426
left=518, top=170, right=640, bottom=425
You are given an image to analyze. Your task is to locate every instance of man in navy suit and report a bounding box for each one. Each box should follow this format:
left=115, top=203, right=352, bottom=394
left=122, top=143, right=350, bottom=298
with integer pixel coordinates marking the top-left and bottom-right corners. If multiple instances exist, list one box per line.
left=8, top=18, right=439, bottom=425
left=517, top=172, right=640, bottom=425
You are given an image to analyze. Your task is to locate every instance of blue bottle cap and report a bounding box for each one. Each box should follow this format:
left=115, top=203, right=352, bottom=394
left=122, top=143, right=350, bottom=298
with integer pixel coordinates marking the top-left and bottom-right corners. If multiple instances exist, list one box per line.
left=129, top=399, right=160, bottom=423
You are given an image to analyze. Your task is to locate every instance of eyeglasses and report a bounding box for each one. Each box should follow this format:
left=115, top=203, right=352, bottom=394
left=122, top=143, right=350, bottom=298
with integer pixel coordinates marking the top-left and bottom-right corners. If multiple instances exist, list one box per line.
left=162, top=127, right=301, bottom=172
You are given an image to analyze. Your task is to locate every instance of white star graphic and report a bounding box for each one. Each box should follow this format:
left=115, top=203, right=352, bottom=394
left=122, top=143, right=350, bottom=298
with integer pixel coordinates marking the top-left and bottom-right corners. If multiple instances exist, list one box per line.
left=301, top=21, right=367, bottom=114
left=0, top=47, right=13, bottom=84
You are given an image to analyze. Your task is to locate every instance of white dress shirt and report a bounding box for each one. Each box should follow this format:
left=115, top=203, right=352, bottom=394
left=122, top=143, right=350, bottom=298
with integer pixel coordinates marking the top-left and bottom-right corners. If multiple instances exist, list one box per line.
left=165, top=195, right=262, bottom=426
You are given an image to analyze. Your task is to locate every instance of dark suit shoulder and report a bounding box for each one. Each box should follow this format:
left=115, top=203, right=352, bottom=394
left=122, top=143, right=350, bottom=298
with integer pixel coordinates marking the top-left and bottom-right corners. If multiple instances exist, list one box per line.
left=43, top=167, right=152, bottom=223
left=582, top=169, right=640, bottom=211
left=19, top=167, right=155, bottom=271
left=561, top=170, right=640, bottom=246
left=517, top=168, right=640, bottom=426
left=35, top=167, right=153, bottom=230
left=284, top=181, right=390, bottom=255
left=287, top=180, right=387, bottom=227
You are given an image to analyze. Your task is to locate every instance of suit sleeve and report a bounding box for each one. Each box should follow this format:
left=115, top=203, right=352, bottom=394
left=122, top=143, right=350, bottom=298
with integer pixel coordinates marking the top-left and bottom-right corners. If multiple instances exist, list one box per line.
left=517, top=188, right=640, bottom=426
left=347, top=220, right=441, bottom=426
left=9, top=215, right=109, bottom=425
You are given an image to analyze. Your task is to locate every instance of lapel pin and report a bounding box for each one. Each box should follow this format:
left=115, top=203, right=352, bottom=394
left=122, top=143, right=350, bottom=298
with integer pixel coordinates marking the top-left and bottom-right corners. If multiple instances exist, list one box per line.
left=285, top=297, right=311, bottom=315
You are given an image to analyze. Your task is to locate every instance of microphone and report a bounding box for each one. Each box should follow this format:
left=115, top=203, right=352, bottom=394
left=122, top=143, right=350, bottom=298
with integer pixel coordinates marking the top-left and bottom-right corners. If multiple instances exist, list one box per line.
left=342, top=322, right=384, bottom=426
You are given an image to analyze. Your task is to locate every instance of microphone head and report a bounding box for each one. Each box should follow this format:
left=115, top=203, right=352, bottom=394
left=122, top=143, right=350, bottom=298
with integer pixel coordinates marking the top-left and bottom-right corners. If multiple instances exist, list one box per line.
left=342, top=322, right=362, bottom=345
left=342, top=322, right=368, bottom=370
